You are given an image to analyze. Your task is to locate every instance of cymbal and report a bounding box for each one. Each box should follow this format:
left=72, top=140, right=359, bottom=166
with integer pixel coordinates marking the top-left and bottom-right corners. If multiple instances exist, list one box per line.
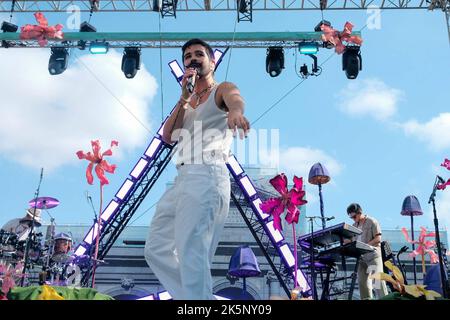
left=29, top=197, right=60, bottom=210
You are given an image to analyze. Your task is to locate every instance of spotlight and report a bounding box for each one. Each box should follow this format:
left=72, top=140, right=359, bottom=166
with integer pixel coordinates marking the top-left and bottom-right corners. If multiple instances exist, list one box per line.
left=342, top=46, right=362, bottom=79
left=89, top=41, right=109, bottom=54
left=48, top=47, right=69, bottom=75
left=299, top=42, right=318, bottom=55
left=265, top=47, right=284, bottom=78
left=79, top=22, right=96, bottom=50
left=314, top=19, right=331, bottom=32
left=121, top=47, right=141, bottom=79
left=80, top=21, right=97, bottom=33
left=1, top=21, right=18, bottom=33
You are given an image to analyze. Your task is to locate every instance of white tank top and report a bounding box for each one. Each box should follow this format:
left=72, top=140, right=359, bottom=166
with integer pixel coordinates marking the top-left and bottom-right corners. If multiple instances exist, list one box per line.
left=176, top=84, right=233, bottom=165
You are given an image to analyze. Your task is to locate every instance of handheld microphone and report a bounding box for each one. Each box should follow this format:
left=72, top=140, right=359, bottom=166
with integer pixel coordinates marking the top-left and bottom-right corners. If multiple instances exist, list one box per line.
left=186, top=62, right=201, bottom=94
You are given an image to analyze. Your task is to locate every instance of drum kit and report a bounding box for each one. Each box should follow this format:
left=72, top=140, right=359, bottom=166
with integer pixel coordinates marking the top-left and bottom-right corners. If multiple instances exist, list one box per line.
left=0, top=196, right=89, bottom=287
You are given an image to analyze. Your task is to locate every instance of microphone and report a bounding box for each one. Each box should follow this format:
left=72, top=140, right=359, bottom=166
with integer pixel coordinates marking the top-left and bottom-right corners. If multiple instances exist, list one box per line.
left=40, top=168, right=44, bottom=180
left=186, top=62, right=201, bottom=94
left=399, top=246, right=409, bottom=254
left=325, top=216, right=335, bottom=221
left=437, top=175, right=446, bottom=184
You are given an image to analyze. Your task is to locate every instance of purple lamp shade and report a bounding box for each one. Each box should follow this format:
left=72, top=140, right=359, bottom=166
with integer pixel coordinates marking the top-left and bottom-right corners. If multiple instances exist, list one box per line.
left=228, top=245, right=261, bottom=278
left=308, top=162, right=330, bottom=185
left=401, top=195, right=423, bottom=216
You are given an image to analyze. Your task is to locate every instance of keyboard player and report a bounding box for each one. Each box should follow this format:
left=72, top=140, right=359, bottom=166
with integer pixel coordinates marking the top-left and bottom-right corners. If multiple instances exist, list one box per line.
left=346, top=203, right=388, bottom=300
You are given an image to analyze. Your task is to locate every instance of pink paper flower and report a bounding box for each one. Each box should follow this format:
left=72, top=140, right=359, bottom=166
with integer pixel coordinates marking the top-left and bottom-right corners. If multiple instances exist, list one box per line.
left=441, top=158, right=450, bottom=170
left=0, top=262, right=26, bottom=295
left=20, top=12, right=64, bottom=47
left=76, top=140, right=118, bottom=186
left=401, top=227, right=439, bottom=263
left=259, top=174, right=307, bottom=231
left=321, top=21, right=363, bottom=54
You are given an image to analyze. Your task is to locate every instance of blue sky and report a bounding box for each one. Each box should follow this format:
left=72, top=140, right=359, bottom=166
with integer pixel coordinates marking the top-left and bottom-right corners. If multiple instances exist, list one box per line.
left=0, top=8, right=449, bottom=245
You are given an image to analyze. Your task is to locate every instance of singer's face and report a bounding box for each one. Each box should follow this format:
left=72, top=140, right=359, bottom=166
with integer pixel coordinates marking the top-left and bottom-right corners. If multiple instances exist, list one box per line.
left=183, top=44, right=214, bottom=76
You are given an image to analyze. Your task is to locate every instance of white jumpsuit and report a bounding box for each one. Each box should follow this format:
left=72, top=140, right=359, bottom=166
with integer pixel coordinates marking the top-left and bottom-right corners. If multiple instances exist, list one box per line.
left=145, top=85, right=233, bottom=299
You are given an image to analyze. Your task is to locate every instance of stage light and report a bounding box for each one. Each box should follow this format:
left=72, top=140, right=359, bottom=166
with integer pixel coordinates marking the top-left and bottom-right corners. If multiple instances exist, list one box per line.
left=226, top=155, right=244, bottom=177
left=116, top=179, right=134, bottom=201
left=80, top=21, right=96, bottom=33
left=84, top=223, right=101, bottom=245
left=122, top=47, right=141, bottom=79
left=100, top=200, right=120, bottom=222
left=130, top=158, right=149, bottom=180
left=266, top=47, right=284, bottom=77
left=137, top=294, right=155, bottom=300
left=157, top=118, right=168, bottom=137
left=74, top=245, right=87, bottom=256
left=239, top=176, right=257, bottom=198
left=168, top=60, right=184, bottom=85
left=213, top=49, right=224, bottom=68
left=299, top=42, right=318, bottom=55
left=251, top=198, right=270, bottom=220
left=279, top=243, right=295, bottom=268
left=342, top=46, right=362, bottom=79
left=48, top=47, right=69, bottom=75
left=1, top=21, right=18, bottom=33
left=144, top=138, right=162, bottom=159
left=292, top=269, right=311, bottom=291
left=266, top=220, right=284, bottom=243
left=89, top=41, right=109, bottom=54
left=157, top=291, right=172, bottom=300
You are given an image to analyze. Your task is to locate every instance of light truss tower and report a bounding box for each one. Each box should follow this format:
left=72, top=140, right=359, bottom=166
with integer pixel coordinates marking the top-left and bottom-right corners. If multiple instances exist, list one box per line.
left=0, top=1, right=434, bottom=13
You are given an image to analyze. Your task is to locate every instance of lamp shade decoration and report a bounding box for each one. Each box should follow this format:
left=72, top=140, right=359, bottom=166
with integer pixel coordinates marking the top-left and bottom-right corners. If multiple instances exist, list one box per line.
left=228, top=245, right=261, bottom=278
left=400, top=195, right=423, bottom=285
left=308, top=162, right=330, bottom=185
left=228, top=245, right=261, bottom=299
left=401, top=195, right=423, bottom=216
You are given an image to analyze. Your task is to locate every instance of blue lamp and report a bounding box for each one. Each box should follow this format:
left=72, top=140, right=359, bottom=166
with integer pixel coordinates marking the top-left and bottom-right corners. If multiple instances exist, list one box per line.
left=228, top=245, right=261, bottom=299
left=308, top=162, right=331, bottom=229
left=401, top=195, right=423, bottom=284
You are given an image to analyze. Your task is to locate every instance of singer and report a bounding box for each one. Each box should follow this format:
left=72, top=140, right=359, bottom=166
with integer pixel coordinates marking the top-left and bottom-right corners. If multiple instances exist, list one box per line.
left=144, top=38, right=250, bottom=299
left=346, top=203, right=388, bottom=299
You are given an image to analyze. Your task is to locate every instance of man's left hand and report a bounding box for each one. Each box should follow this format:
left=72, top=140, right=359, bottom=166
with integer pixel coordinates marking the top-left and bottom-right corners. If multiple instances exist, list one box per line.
left=227, top=110, right=250, bottom=139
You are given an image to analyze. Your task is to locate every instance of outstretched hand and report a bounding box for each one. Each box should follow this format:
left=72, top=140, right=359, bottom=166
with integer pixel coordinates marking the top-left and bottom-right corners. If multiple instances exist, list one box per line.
left=228, top=110, right=250, bottom=139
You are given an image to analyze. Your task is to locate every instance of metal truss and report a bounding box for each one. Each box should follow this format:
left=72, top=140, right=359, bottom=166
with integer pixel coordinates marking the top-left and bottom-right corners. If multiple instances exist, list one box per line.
left=237, top=0, right=252, bottom=22
left=0, top=1, right=437, bottom=13
left=0, top=31, right=358, bottom=49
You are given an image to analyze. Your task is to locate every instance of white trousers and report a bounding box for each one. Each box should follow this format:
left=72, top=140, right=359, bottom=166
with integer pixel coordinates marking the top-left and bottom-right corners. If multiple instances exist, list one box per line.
left=144, top=163, right=230, bottom=300
left=357, top=255, right=389, bottom=300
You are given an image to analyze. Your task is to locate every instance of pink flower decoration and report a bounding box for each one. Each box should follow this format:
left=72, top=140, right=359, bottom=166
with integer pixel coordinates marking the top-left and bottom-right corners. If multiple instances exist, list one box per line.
left=0, top=262, right=26, bottom=295
left=76, top=140, right=118, bottom=186
left=441, top=158, right=450, bottom=170
left=437, top=178, right=450, bottom=190
left=321, top=21, right=363, bottom=54
left=259, top=174, right=307, bottom=231
left=20, top=12, right=64, bottom=47
left=401, top=227, right=439, bottom=263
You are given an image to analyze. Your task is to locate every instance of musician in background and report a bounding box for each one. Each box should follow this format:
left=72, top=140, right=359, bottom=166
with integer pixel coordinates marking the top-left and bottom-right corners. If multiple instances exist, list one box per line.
left=1, top=208, right=42, bottom=242
left=347, top=203, right=388, bottom=299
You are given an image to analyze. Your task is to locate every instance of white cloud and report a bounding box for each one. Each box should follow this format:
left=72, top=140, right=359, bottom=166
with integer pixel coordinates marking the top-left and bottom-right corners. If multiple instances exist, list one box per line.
left=260, top=146, right=343, bottom=181
left=337, top=78, right=404, bottom=121
left=0, top=49, right=158, bottom=171
left=399, top=113, right=450, bottom=151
